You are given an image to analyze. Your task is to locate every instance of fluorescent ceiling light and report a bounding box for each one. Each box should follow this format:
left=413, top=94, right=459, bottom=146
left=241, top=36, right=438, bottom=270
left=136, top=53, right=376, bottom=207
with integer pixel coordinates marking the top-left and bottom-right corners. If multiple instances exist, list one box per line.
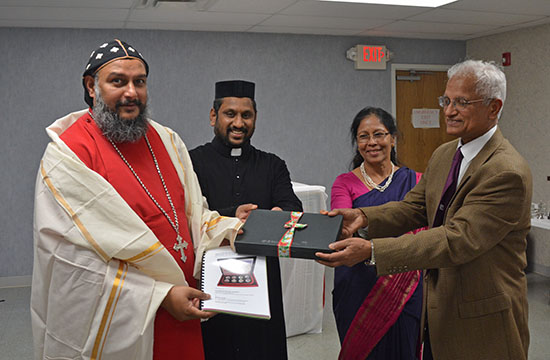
left=319, top=0, right=457, bottom=7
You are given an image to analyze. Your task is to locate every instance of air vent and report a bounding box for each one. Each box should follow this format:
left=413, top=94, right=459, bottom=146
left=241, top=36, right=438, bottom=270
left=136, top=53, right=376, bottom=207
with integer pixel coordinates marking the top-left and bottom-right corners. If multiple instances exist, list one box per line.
left=137, top=0, right=217, bottom=9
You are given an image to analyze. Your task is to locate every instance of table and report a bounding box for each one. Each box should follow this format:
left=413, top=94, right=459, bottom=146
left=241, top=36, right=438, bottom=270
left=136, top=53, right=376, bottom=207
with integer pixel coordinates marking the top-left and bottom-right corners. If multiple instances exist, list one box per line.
left=528, top=218, right=550, bottom=277
left=279, top=182, right=328, bottom=337
left=532, top=218, right=550, bottom=230
left=529, top=218, right=550, bottom=304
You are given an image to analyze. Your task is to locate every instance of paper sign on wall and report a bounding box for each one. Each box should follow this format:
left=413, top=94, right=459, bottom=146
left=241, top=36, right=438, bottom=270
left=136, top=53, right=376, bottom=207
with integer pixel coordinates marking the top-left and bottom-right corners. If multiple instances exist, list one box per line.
left=411, top=109, right=440, bottom=128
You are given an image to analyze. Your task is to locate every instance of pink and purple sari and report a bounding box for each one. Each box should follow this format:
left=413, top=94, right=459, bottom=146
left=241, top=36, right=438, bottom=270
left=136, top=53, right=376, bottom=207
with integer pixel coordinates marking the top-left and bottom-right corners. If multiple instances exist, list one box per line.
left=331, top=167, right=423, bottom=360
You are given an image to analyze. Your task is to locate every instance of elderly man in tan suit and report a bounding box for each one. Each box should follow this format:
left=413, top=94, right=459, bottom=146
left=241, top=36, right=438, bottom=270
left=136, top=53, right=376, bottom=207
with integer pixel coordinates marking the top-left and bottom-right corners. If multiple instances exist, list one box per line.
left=317, top=59, right=531, bottom=360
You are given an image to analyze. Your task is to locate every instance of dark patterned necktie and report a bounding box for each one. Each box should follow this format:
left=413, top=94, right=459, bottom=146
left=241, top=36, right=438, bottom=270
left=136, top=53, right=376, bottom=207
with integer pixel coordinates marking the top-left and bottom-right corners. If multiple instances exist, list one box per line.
left=433, top=147, right=463, bottom=227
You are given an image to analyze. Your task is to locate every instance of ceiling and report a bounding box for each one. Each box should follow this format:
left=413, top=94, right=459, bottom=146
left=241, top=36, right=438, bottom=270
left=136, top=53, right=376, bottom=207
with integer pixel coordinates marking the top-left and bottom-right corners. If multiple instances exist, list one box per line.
left=1, top=0, right=550, bottom=40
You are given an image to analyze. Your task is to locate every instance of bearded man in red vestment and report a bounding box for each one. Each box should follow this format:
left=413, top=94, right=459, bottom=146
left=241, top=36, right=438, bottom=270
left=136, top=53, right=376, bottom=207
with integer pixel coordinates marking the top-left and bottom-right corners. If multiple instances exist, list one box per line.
left=31, top=39, right=243, bottom=360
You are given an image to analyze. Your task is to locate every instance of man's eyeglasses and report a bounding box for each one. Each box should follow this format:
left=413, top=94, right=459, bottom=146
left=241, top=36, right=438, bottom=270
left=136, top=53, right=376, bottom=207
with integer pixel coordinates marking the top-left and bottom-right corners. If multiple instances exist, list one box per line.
left=438, top=96, right=486, bottom=110
left=357, top=132, right=390, bottom=143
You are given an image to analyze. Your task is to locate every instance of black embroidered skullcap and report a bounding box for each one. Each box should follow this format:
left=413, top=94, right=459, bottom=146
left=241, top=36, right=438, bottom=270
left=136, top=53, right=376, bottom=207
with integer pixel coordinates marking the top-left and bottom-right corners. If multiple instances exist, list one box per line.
left=215, top=80, right=255, bottom=100
left=82, top=39, right=149, bottom=107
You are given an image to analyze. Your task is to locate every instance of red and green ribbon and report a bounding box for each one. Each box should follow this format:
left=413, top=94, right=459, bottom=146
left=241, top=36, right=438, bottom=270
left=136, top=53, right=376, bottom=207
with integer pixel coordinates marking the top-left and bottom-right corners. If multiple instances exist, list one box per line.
left=277, top=211, right=307, bottom=257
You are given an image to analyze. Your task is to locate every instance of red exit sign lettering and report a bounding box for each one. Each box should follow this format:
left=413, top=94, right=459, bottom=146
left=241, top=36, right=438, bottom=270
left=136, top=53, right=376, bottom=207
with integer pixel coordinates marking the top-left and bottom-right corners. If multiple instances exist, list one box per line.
left=355, top=45, right=387, bottom=70
left=363, top=46, right=385, bottom=62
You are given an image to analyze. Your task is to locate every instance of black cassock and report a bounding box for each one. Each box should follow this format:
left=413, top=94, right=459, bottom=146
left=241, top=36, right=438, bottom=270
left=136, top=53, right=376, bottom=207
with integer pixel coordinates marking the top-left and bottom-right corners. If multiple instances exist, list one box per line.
left=190, top=136, right=302, bottom=360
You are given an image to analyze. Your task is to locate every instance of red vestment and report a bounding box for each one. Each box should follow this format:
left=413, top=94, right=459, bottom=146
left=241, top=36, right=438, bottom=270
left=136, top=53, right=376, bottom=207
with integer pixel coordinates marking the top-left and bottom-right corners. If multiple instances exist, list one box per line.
left=61, top=112, right=204, bottom=360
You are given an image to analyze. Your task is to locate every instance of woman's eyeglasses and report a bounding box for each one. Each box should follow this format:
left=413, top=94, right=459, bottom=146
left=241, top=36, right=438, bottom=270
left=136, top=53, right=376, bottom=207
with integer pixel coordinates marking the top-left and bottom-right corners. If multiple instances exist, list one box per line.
left=357, top=132, right=390, bottom=143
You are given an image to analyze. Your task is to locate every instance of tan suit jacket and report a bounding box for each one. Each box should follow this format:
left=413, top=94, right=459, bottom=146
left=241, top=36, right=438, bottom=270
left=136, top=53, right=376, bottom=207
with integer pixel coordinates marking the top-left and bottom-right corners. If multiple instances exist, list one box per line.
left=362, top=129, right=531, bottom=360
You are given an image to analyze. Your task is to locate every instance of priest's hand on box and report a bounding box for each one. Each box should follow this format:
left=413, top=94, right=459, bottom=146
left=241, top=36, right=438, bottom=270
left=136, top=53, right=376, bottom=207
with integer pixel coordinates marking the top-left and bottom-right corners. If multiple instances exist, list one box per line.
left=320, top=208, right=368, bottom=239
left=315, top=237, right=371, bottom=268
left=161, top=286, right=215, bottom=322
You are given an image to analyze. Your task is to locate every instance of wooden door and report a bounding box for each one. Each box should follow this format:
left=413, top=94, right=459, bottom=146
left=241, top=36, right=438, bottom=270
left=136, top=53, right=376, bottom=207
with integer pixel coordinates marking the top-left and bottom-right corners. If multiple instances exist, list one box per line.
left=395, top=70, right=455, bottom=172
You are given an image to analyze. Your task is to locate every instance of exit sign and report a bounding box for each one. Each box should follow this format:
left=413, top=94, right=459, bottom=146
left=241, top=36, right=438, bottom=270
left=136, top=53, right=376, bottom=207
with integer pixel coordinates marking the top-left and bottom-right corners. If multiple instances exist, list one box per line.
left=355, top=45, right=387, bottom=70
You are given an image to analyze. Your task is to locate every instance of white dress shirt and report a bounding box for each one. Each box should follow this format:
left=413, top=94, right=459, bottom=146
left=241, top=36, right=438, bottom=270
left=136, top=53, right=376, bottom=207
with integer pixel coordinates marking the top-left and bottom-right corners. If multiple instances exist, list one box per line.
left=457, top=125, right=497, bottom=184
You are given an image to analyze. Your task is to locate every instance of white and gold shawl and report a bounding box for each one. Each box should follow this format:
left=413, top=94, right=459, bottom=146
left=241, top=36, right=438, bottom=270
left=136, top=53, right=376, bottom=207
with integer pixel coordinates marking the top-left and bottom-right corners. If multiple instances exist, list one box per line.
left=31, top=109, right=242, bottom=360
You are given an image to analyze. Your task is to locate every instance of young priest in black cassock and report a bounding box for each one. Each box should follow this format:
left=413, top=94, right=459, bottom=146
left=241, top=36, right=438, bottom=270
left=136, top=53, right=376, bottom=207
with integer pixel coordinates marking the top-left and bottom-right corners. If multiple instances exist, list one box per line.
left=190, top=80, right=302, bottom=360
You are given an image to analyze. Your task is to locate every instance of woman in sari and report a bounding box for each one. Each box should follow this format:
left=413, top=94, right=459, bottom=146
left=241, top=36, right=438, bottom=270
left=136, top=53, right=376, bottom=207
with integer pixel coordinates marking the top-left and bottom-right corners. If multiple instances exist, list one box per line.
left=331, top=107, right=423, bottom=360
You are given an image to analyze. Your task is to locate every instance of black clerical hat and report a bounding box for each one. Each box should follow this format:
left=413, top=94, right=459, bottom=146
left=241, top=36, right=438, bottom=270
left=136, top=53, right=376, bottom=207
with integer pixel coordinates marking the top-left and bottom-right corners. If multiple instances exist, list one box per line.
left=215, top=80, right=255, bottom=100
left=82, top=39, right=149, bottom=107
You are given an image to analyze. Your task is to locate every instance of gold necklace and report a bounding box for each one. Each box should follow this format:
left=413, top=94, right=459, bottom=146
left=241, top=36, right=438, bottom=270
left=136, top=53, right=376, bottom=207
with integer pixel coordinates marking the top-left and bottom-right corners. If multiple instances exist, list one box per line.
left=360, top=161, right=395, bottom=192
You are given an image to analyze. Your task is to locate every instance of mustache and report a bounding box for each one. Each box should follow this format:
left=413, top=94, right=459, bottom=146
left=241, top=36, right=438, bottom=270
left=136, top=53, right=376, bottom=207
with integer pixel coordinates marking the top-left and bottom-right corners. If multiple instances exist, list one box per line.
left=116, top=99, right=143, bottom=108
left=227, top=125, right=248, bottom=134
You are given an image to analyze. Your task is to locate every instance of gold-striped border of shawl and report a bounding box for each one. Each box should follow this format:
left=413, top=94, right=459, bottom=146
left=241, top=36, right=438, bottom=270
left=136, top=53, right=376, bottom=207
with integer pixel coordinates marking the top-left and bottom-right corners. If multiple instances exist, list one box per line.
left=40, top=162, right=109, bottom=262
left=166, top=129, right=187, bottom=180
left=124, top=241, right=164, bottom=263
left=205, top=216, right=224, bottom=231
left=98, top=262, right=129, bottom=359
left=92, top=261, right=128, bottom=360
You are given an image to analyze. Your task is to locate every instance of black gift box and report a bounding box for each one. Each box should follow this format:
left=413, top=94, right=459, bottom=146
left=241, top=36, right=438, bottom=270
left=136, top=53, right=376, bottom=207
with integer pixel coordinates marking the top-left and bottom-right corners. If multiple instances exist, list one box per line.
left=235, top=209, right=343, bottom=259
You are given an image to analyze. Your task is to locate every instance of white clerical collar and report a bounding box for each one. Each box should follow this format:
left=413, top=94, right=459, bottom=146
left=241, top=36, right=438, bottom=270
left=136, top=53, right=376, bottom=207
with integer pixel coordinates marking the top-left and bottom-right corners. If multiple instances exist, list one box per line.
left=231, top=148, right=242, bottom=157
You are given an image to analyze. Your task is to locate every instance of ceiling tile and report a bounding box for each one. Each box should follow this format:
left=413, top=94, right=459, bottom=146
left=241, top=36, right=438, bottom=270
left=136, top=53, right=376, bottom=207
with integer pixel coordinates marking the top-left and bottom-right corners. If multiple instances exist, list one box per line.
left=208, top=0, right=297, bottom=13
left=472, top=17, right=550, bottom=37
left=0, top=0, right=133, bottom=8
left=358, top=29, right=468, bottom=40
left=128, top=5, right=270, bottom=24
left=375, top=20, right=495, bottom=34
left=409, top=9, right=545, bottom=26
left=0, top=19, right=126, bottom=28
left=461, top=26, right=515, bottom=40
left=125, top=21, right=252, bottom=32
left=444, top=0, right=550, bottom=16
left=0, top=7, right=130, bottom=21
left=249, top=25, right=360, bottom=35
left=0, top=0, right=548, bottom=40
left=259, top=14, right=393, bottom=30
left=281, top=0, right=430, bottom=19
left=506, top=17, right=550, bottom=30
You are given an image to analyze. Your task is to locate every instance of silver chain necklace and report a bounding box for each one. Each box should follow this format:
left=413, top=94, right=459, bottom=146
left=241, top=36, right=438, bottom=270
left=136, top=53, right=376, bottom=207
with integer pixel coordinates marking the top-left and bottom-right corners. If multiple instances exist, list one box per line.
left=360, top=161, right=395, bottom=192
left=108, top=135, right=188, bottom=263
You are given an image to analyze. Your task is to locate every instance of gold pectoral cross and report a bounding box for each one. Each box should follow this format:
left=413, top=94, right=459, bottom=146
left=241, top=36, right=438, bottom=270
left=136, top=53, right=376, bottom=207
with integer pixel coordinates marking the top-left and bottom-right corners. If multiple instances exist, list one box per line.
left=173, top=235, right=189, bottom=263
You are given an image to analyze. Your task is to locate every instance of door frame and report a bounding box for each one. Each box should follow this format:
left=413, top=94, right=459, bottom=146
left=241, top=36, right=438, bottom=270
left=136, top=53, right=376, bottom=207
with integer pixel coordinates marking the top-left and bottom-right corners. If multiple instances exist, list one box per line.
left=390, top=63, right=452, bottom=119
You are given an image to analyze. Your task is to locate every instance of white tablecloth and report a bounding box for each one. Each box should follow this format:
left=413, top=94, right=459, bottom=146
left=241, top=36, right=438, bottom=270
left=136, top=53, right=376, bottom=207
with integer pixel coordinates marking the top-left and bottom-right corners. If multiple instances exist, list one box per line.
left=532, top=218, right=550, bottom=230
left=280, top=182, right=328, bottom=337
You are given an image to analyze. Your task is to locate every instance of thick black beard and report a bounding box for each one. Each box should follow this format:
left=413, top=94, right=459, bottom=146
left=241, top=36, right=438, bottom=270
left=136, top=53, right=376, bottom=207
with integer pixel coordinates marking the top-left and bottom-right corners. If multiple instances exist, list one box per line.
left=214, top=121, right=252, bottom=148
left=92, top=93, right=149, bottom=143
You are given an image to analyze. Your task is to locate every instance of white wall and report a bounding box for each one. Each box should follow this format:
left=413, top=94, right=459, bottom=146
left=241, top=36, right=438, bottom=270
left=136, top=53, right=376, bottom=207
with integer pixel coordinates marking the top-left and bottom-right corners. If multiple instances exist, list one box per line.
left=467, top=23, right=550, bottom=205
